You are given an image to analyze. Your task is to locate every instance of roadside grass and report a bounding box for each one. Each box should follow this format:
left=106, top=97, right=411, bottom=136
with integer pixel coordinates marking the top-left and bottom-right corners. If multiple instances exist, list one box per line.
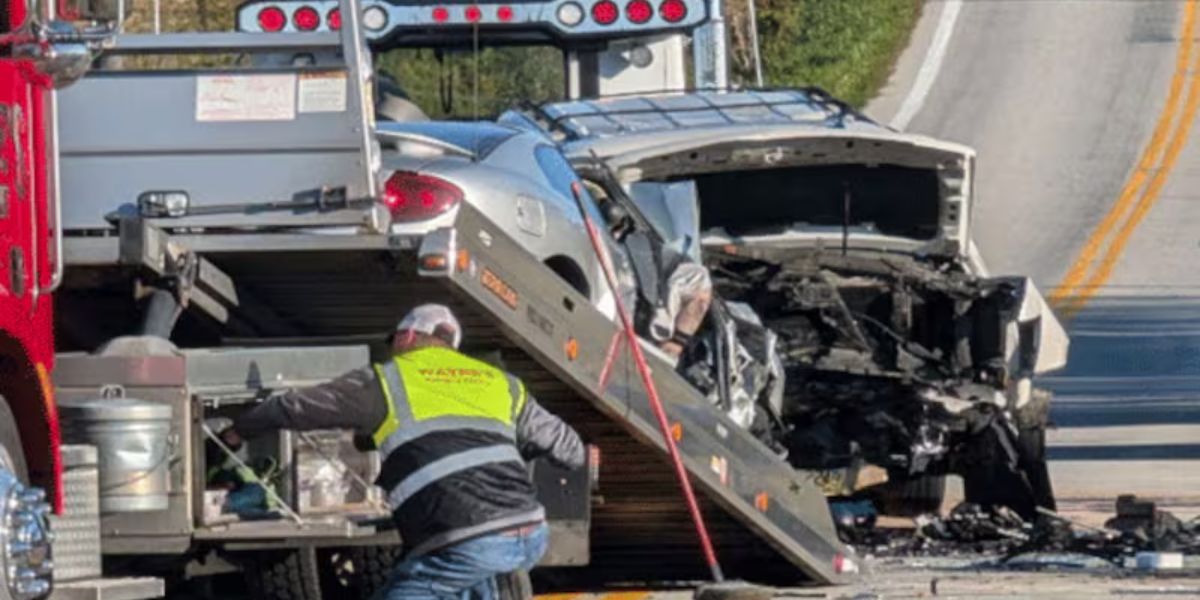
left=729, top=0, right=924, bottom=107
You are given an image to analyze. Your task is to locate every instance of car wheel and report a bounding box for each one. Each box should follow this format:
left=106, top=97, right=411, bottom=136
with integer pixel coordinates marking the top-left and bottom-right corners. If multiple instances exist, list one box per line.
left=961, top=421, right=1039, bottom=520
left=1016, top=426, right=1055, bottom=512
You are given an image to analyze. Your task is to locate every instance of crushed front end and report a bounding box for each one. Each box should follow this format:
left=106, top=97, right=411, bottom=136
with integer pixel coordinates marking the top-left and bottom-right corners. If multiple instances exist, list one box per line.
left=708, top=245, right=1064, bottom=517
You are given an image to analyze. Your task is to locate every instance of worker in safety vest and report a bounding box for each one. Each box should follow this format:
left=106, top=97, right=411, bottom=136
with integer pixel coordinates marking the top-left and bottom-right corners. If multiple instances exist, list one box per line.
left=221, top=304, right=586, bottom=599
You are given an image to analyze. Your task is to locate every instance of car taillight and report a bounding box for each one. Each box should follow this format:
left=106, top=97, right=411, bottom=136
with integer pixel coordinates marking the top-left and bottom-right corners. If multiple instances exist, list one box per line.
left=382, top=172, right=463, bottom=222
left=659, top=0, right=687, bottom=22
left=258, top=6, right=286, bottom=31
left=293, top=6, right=320, bottom=30
left=626, top=0, right=652, bottom=23
left=327, top=8, right=341, bottom=29
left=592, top=0, right=619, bottom=25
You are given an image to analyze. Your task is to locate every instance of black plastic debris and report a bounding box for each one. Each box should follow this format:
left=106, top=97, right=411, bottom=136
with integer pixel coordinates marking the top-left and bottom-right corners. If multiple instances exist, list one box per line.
left=1104, top=494, right=1191, bottom=552
left=834, top=496, right=1200, bottom=564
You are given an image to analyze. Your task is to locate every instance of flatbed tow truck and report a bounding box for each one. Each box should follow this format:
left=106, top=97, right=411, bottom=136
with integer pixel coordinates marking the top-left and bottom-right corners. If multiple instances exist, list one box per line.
left=47, top=0, right=848, bottom=596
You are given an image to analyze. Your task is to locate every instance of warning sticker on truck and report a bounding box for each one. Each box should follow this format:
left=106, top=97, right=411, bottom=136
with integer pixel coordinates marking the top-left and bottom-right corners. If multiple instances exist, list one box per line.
left=195, top=74, right=296, bottom=122
left=298, top=71, right=348, bottom=113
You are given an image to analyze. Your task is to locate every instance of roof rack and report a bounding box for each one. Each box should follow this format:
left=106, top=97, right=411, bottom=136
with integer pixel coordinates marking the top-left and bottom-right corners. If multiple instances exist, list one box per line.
left=524, top=87, right=877, bottom=141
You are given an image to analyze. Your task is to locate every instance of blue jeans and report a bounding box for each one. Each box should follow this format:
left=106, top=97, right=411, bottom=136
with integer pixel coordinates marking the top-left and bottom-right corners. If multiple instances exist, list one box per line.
left=372, top=523, right=548, bottom=600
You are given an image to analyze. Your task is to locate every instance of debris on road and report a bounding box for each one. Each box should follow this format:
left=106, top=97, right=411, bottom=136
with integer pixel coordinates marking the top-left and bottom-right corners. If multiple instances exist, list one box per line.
left=836, top=496, right=1200, bottom=568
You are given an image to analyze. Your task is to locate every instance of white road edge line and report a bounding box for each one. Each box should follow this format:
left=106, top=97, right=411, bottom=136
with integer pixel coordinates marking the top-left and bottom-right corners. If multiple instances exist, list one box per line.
left=890, top=0, right=964, bottom=131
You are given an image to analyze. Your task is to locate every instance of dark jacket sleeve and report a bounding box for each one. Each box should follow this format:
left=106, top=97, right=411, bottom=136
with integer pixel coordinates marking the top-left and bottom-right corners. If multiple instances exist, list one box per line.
left=233, top=367, right=388, bottom=440
left=514, top=388, right=586, bottom=470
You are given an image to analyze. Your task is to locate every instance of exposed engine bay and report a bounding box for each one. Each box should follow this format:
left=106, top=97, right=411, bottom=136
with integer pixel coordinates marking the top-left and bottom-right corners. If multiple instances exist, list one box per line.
left=705, top=246, right=1036, bottom=474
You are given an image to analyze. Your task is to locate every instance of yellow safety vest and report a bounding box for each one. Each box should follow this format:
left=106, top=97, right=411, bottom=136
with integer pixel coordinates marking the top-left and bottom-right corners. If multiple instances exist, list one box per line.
left=371, top=347, right=527, bottom=509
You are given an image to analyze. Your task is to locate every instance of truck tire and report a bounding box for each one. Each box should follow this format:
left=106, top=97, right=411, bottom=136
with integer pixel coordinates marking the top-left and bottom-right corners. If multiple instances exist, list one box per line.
left=0, top=393, right=53, bottom=600
left=495, top=570, right=533, bottom=600
left=0, top=393, right=29, bottom=483
left=240, top=548, right=322, bottom=600
left=876, top=471, right=946, bottom=517
left=0, top=391, right=27, bottom=600
left=319, top=544, right=402, bottom=599
left=321, top=549, right=531, bottom=600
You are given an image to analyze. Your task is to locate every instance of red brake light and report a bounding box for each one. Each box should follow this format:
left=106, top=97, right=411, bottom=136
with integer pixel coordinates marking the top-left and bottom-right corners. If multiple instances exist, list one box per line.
left=327, top=8, right=341, bottom=30
left=497, top=5, right=514, bottom=22
left=258, top=6, right=286, bottom=31
left=383, top=172, right=463, bottom=222
left=659, top=0, right=687, bottom=22
left=626, top=0, right=652, bottom=23
left=432, top=6, right=450, bottom=22
left=464, top=5, right=483, bottom=22
left=592, top=0, right=619, bottom=25
left=293, top=6, right=320, bottom=30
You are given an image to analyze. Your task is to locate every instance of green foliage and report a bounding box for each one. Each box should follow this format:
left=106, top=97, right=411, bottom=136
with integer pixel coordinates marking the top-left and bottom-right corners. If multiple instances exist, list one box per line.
left=731, top=0, right=922, bottom=107
left=376, top=46, right=564, bottom=119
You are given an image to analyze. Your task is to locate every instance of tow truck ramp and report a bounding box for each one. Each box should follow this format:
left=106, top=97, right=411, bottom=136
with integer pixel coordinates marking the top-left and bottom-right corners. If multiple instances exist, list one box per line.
left=421, top=203, right=847, bottom=583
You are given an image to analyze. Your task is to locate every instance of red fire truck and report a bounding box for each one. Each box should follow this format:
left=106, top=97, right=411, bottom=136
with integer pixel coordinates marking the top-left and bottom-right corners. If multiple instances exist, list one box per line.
left=0, top=1, right=117, bottom=597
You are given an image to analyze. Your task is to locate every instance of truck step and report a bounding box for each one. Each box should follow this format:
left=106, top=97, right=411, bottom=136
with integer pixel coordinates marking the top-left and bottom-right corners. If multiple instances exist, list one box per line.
left=50, top=577, right=164, bottom=600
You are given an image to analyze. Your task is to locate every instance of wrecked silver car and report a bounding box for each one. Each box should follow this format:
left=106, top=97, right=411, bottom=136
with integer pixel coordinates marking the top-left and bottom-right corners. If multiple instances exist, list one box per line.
left=510, top=90, right=1069, bottom=518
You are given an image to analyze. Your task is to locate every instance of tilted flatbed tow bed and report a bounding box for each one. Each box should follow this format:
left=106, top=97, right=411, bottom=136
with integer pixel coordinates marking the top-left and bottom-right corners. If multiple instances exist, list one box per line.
left=63, top=197, right=849, bottom=583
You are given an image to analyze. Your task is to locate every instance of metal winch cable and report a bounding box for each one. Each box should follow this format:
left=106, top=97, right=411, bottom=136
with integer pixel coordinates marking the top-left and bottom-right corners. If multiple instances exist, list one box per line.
left=569, top=182, right=725, bottom=583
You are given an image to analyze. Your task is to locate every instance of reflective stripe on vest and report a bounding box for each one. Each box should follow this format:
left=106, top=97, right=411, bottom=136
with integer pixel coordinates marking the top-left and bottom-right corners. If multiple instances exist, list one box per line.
left=371, top=347, right=528, bottom=507
left=386, top=444, right=524, bottom=508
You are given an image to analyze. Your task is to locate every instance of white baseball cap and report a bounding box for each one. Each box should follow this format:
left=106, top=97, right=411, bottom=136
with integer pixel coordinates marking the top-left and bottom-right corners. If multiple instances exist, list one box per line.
left=396, top=304, right=462, bottom=349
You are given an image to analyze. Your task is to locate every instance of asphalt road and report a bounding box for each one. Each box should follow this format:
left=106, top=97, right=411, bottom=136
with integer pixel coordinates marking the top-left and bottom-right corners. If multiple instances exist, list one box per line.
left=869, top=0, right=1200, bottom=504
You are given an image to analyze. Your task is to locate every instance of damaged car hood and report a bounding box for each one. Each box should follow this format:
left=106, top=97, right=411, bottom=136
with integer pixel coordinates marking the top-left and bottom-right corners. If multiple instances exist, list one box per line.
left=569, top=124, right=976, bottom=260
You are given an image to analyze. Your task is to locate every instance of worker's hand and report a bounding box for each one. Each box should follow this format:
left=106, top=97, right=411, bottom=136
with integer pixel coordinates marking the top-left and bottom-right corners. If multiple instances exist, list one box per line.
left=220, top=427, right=244, bottom=451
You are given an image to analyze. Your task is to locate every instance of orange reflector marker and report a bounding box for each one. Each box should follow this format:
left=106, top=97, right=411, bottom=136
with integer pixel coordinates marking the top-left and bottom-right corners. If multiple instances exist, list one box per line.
left=35, top=362, right=63, bottom=514
left=754, top=491, right=769, bottom=512
left=670, top=422, right=683, bottom=442
left=565, top=337, right=579, bottom=361
left=722, top=244, right=738, bottom=255
left=456, top=249, right=470, bottom=272
left=420, top=254, right=449, bottom=271
left=481, top=268, right=519, bottom=309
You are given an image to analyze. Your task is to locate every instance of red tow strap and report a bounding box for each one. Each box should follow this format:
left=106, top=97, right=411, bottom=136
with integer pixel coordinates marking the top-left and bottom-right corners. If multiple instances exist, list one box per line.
left=570, top=182, right=724, bottom=583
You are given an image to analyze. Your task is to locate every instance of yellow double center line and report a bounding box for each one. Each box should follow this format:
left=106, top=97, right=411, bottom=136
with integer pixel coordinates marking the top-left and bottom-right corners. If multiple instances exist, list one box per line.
left=1050, top=0, right=1200, bottom=317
